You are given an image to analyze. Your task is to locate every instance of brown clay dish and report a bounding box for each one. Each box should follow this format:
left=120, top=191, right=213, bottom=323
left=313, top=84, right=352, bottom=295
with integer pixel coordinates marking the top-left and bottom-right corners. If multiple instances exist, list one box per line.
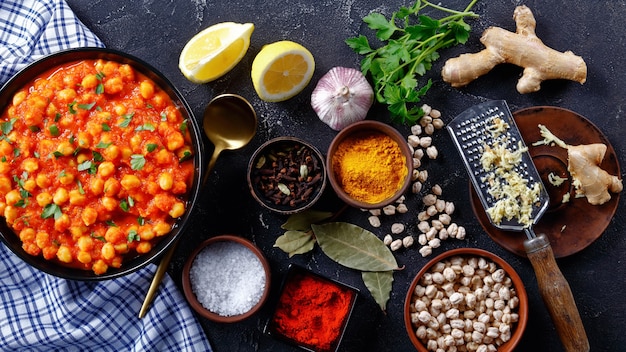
left=181, top=235, right=271, bottom=323
left=326, top=120, right=412, bottom=209
left=470, top=106, right=621, bottom=258
left=404, top=248, right=528, bottom=352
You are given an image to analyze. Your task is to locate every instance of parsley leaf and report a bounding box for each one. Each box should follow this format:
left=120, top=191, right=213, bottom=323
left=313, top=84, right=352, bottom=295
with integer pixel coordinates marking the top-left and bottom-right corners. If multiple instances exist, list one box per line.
left=78, top=102, right=96, bottom=111
left=346, top=0, right=478, bottom=124
left=49, top=124, right=60, bottom=136
left=135, top=123, right=155, bottom=132
left=41, top=204, right=62, bottom=220
left=0, top=118, right=17, bottom=135
left=127, top=230, right=140, bottom=242
left=118, top=113, right=134, bottom=128
left=130, top=154, right=145, bottom=170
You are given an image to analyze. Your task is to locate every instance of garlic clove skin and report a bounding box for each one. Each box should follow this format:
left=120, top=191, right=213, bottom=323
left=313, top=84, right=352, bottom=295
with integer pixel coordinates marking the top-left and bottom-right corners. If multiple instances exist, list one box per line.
left=311, top=66, right=374, bottom=131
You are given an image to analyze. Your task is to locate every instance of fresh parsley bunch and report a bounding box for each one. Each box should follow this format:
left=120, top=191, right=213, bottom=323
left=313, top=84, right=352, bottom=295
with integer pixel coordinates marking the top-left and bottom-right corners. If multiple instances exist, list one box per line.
left=346, top=0, right=479, bottom=124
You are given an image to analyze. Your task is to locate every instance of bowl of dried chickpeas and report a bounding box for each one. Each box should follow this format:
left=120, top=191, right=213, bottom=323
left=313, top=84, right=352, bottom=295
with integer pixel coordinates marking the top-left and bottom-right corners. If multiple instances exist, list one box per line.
left=404, top=248, right=528, bottom=352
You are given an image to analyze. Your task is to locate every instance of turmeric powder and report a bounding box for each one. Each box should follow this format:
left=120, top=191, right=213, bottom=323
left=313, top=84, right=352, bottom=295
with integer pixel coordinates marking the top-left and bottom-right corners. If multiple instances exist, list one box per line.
left=331, top=131, right=408, bottom=204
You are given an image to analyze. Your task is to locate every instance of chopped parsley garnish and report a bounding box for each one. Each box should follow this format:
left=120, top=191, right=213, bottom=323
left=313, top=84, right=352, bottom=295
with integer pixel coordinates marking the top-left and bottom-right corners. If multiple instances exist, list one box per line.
left=77, top=160, right=97, bottom=174
left=0, top=118, right=17, bottom=135
left=68, top=102, right=77, bottom=115
left=127, top=230, right=140, bottom=242
left=41, top=203, right=62, bottom=220
left=78, top=102, right=96, bottom=111
left=135, top=123, right=156, bottom=132
left=146, top=143, right=158, bottom=152
left=118, top=113, right=134, bottom=128
left=49, top=124, right=60, bottom=137
left=102, top=123, right=111, bottom=132
left=95, top=141, right=112, bottom=149
left=179, top=150, right=192, bottom=163
left=130, top=154, right=145, bottom=170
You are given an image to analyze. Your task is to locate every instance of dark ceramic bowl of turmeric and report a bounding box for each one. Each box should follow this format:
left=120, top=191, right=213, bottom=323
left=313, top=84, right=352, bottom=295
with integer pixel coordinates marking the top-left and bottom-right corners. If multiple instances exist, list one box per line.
left=247, top=137, right=327, bottom=215
left=266, top=264, right=359, bottom=352
left=326, top=120, right=412, bottom=209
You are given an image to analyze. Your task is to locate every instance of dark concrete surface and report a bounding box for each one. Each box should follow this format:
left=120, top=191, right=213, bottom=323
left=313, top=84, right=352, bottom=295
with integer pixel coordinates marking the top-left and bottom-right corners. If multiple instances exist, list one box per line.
left=66, top=1, right=625, bottom=351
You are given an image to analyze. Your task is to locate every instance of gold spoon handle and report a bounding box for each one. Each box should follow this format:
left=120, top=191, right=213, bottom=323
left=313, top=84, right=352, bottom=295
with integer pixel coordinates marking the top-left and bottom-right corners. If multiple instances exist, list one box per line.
left=138, top=240, right=178, bottom=318
left=139, top=151, right=220, bottom=319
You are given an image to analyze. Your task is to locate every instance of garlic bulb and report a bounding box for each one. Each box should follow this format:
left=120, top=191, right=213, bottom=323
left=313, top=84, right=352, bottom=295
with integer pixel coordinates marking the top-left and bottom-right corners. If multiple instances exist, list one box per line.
left=311, top=67, right=374, bottom=130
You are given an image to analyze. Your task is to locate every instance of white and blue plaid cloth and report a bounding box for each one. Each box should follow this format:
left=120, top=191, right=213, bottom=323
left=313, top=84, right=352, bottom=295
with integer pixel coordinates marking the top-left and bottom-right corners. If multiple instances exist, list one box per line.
left=0, top=1, right=213, bottom=350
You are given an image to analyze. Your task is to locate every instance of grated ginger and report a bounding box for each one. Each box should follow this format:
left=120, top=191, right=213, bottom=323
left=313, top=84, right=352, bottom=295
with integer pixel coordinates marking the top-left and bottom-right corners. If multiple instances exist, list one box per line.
left=480, top=119, right=540, bottom=228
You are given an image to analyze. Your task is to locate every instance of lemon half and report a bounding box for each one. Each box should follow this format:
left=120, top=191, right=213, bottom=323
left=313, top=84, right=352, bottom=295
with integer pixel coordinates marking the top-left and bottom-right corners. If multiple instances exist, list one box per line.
left=251, top=41, right=315, bottom=102
left=179, top=22, right=254, bottom=83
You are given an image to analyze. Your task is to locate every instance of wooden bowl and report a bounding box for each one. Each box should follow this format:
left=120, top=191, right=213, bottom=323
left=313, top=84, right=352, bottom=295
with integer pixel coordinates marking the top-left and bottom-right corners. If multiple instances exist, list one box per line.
left=326, top=120, right=412, bottom=209
left=181, top=235, right=271, bottom=323
left=404, top=248, right=528, bottom=352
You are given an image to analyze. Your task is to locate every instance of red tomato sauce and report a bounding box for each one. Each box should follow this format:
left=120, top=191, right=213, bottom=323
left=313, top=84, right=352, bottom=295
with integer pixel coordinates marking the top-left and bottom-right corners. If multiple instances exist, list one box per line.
left=0, top=59, right=194, bottom=275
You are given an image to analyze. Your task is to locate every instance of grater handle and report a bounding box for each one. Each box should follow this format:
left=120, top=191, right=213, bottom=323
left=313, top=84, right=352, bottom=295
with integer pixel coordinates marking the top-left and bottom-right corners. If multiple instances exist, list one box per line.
left=524, top=234, right=590, bottom=352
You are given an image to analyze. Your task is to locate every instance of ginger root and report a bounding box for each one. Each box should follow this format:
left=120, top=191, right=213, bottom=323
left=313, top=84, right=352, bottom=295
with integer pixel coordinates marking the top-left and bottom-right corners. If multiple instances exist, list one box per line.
left=441, top=5, right=587, bottom=94
left=534, top=125, right=622, bottom=205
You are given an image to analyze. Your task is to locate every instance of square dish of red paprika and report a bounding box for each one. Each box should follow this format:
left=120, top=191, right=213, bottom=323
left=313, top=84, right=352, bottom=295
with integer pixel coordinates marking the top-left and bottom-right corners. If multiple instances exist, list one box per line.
left=267, top=264, right=359, bottom=352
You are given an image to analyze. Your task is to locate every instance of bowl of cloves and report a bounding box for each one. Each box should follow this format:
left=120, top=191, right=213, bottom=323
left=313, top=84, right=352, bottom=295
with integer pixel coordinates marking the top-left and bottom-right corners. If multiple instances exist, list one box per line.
left=247, top=137, right=327, bottom=215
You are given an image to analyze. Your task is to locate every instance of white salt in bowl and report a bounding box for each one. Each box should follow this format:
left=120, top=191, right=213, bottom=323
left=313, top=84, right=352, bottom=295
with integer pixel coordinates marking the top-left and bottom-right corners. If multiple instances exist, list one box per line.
left=181, top=235, right=271, bottom=323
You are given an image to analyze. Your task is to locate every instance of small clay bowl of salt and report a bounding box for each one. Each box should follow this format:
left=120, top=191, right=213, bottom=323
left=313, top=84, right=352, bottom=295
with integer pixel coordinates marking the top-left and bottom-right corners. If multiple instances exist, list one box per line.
left=181, top=235, right=271, bottom=323
left=327, top=120, right=412, bottom=209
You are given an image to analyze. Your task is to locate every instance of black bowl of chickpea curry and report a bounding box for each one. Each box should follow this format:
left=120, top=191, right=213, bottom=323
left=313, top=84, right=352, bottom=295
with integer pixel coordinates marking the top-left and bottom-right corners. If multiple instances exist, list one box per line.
left=0, top=48, right=204, bottom=280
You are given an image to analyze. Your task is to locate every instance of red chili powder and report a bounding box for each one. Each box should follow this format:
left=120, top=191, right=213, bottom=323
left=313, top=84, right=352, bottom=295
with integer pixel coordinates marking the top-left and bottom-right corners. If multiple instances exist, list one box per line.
left=272, top=271, right=355, bottom=351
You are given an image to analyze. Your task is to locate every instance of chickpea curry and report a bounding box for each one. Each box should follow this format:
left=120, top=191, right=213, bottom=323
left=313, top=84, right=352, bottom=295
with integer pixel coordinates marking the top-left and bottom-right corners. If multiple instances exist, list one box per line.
left=0, top=59, right=195, bottom=275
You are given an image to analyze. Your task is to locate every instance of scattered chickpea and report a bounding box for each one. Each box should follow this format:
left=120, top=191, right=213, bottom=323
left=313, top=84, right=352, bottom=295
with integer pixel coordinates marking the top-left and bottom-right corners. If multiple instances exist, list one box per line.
left=383, top=205, right=396, bottom=216
left=391, top=223, right=405, bottom=234
left=417, top=170, right=429, bottom=183
left=423, top=194, right=437, bottom=206
left=369, top=208, right=382, bottom=216
left=419, top=245, right=433, bottom=257
left=426, top=145, right=438, bottom=159
left=368, top=215, right=381, bottom=228
left=390, top=239, right=403, bottom=251
left=402, top=236, right=415, bottom=248
left=412, top=181, right=423, bottom=194
left=383, top=234, right=393, bottom=246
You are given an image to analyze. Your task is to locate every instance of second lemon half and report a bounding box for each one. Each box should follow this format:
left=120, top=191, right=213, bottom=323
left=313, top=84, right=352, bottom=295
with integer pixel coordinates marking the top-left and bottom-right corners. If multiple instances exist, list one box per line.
left=251, top=41, right=315, bottom=102
left=179, top=22, right=254, bottom=83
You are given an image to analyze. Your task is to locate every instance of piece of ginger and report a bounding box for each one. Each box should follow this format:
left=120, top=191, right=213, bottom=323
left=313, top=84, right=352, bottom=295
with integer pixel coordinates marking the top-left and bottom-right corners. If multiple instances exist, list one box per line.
left=441, top=5, right=587, bottom=94
left=534, top=125, right=622, bottom=205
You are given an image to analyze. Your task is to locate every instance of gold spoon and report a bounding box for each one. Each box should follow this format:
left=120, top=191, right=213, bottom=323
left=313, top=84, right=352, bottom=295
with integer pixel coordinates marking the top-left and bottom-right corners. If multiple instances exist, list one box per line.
left=139, top=94, right=257, bottom=318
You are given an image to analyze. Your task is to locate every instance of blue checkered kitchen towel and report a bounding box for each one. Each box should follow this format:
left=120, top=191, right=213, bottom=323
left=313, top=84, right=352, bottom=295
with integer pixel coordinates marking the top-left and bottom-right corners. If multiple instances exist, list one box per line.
left=0, top=1, right=213, bottom=351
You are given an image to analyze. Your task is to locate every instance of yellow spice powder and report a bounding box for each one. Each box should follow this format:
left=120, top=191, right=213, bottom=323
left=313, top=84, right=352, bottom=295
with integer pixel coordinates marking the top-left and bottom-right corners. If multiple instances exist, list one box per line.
left=332, top=131, right=408, bottom=204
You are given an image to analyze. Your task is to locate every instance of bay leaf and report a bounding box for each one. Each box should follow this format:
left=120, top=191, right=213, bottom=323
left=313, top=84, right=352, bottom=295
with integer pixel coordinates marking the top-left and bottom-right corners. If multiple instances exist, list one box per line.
left=274, top=230, right=314, bottom=254
left=281, top=210, right=333, bottom=231
left=312, top=222, right=399, bottom=272
left=289, top=236, right=316, bottom=257
left=362, top=270, right=394, bottom=312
